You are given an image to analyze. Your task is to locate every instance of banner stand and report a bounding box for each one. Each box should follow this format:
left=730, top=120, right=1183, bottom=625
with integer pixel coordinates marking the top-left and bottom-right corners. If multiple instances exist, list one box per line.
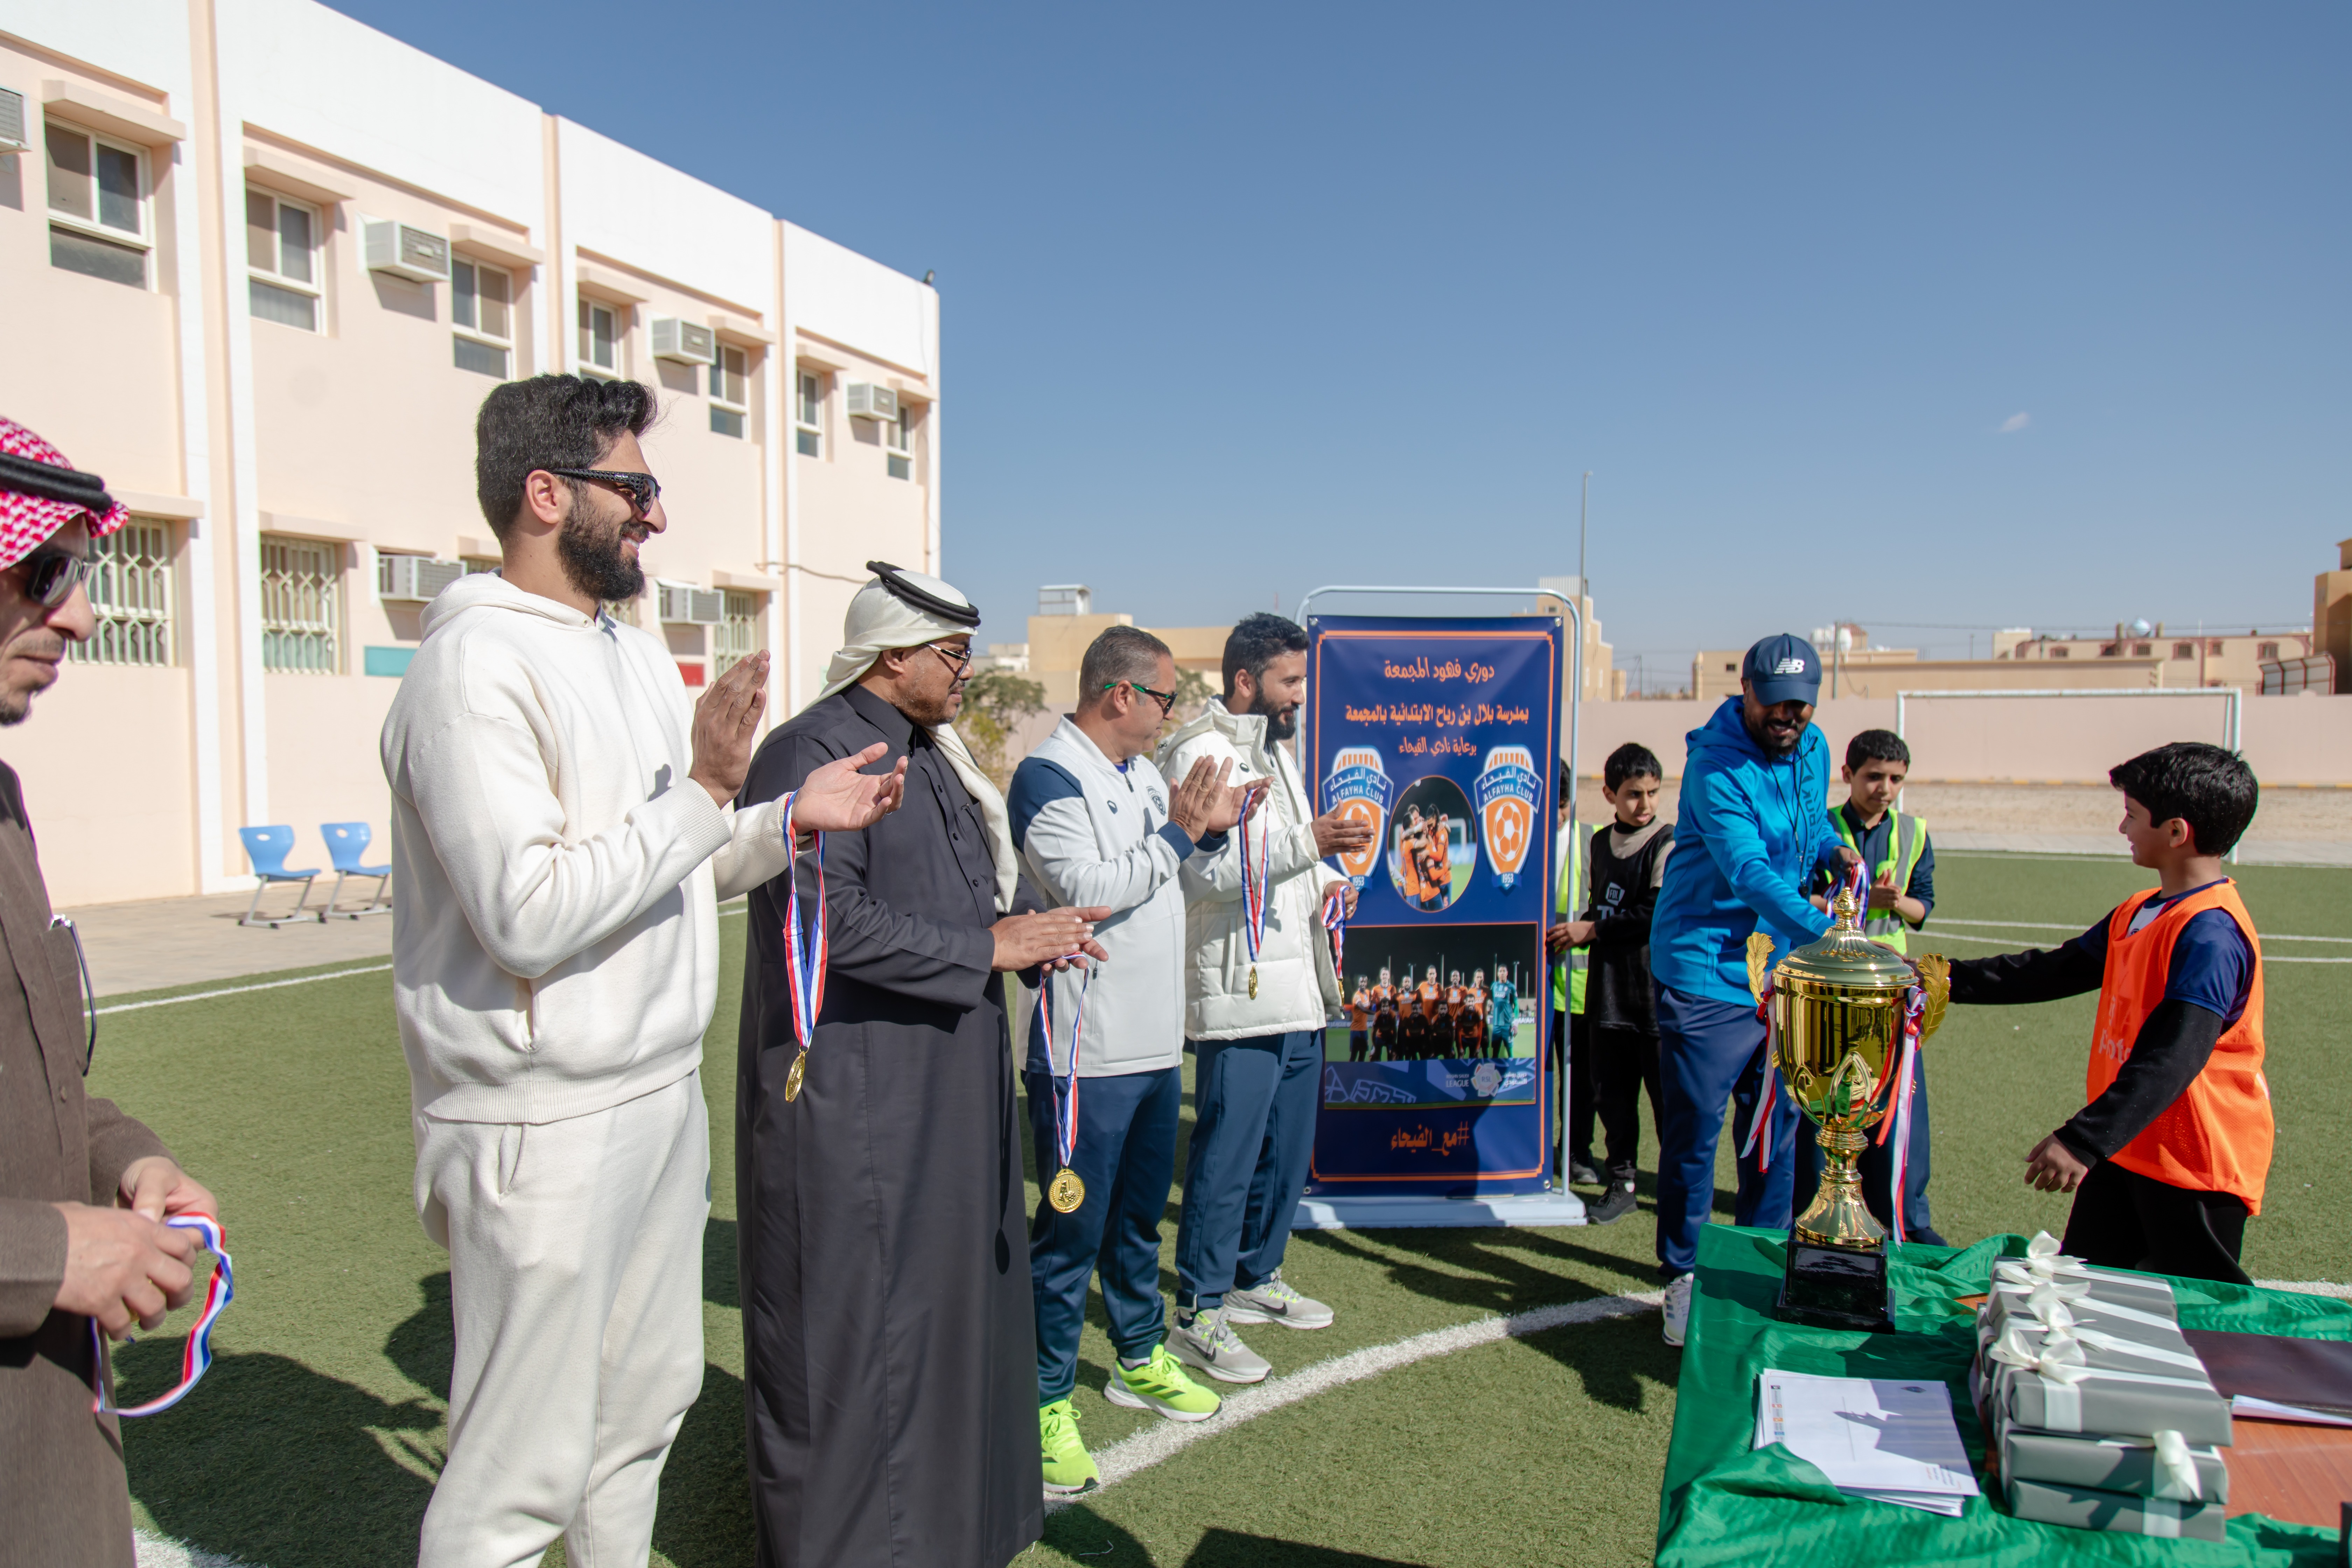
left=1294, top=586, right=1587, bottom=1230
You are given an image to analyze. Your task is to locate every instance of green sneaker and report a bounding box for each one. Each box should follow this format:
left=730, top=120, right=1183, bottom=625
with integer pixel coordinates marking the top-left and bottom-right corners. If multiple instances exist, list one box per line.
left=1104, top=1343, right=1223, bottom=1423
left=1038, top=1398, right=1099, bottom=1494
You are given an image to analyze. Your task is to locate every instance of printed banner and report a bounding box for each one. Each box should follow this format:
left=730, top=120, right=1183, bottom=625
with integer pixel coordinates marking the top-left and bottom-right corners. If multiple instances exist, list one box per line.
left=1305, top=614, right=1564, bottom=1196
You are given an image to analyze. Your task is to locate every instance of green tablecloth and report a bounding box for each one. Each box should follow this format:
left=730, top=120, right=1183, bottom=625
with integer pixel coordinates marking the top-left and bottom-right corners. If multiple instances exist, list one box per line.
left=1657, top=1226, right=2352, bottom=1567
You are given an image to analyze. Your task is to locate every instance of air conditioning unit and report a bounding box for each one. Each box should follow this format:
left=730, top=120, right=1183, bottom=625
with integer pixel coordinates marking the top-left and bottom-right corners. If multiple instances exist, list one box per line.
left=363, top=220, right=451, bottom=284
left=845, top=383, right=898, bottom=422
left=0, top=89, right=24, bottom=155
left=651, top=317, right=717, bottom=366
left=378, top=554, right=466, bottom=602
left=658, top=583, right=726, bottom=625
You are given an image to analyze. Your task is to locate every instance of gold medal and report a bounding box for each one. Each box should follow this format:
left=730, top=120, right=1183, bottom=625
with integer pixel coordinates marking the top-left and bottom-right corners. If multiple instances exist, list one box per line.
left=1248, top=965, right=1259, bottom=1000
left=1048, top=1166, right=1085, bottom=1213
left=784, top=1049, right=807, bottom=1102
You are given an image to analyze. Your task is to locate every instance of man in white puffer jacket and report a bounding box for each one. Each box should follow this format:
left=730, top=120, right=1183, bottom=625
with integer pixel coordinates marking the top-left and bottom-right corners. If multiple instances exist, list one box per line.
left=1156, top=613, right=1371, bottom=1382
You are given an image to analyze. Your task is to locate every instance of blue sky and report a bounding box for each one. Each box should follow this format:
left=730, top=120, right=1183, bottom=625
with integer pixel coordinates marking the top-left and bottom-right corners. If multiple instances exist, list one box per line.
left=337, top=1, right=2347, bottom=688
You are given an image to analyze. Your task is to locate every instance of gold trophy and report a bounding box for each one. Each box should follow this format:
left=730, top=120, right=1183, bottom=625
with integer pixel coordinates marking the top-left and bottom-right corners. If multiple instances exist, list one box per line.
left=1747, top=884, right=1949, bottom=1331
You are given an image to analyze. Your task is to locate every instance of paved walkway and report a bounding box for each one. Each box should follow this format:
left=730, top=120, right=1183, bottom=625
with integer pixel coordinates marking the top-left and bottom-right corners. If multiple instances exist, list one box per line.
left=58, top=887, right=392, bottom=998
left=1939, top=832, right=2352, bottom=867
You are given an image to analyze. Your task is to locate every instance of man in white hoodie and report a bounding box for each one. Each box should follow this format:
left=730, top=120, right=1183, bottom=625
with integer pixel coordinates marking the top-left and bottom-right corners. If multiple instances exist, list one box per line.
left=1157, top=613, right=1370, bottom=1382
left=382, top=376, right=905, bottom=1568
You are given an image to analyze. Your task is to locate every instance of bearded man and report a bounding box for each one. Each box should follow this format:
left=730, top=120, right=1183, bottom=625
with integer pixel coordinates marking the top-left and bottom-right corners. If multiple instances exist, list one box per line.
left=383, top=377, right=905, bottom=1567
left=735, top=564, right=1107, bottom=1568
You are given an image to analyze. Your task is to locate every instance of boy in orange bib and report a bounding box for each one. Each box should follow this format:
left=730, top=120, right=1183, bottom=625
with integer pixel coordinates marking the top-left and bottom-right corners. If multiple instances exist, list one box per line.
left=1945, top=742, right=2270, bottom=1284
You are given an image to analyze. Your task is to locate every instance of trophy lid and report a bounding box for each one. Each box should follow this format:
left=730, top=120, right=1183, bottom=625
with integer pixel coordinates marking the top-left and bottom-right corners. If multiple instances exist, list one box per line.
left=1773, top=888, right=1917, bottom=992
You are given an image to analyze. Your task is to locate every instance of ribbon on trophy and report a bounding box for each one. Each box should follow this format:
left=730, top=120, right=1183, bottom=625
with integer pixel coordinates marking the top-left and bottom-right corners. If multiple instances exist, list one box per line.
left=90, top=1213, right=234, bottom=1419
left=1239, top=793, right=1269, bottom=1001
left=1875, top=983, right=1927, bottom=1244
left=1740, top=934, right=1779, bottom=1172
left=1321, top=882, right=1347, bottom=975
left=1040, top=963, right=1094, bottom=1213
left=778, top=792, right=825, bottom=1103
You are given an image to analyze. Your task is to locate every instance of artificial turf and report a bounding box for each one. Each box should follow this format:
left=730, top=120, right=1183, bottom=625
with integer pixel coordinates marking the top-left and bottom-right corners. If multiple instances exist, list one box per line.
left=87, top=852, right=2348, bottom=1568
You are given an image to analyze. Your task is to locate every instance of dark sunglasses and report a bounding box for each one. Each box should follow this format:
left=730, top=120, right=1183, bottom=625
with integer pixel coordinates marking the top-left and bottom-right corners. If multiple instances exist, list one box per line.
left=16, top=544, right=91, bottom=608
left=1105, top=679, right=1178, bottom=719
left=546, top=468, right=661, bottom=516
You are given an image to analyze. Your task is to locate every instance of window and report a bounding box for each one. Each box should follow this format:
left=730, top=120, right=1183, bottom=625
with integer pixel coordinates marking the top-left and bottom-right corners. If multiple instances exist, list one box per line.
left=715, top=591, right=763, bottom=676
left=2207, top=639, right=2224, bottom=655
left=886, top=404, right=912, bottom=480
left=578, top=298, right=619, bottom=373
left=69, top=521, right=174, bottom=667
left=605, top=593, right=640, bottom=626
left=259, top=535, right=341, bottom=673
left=2132, top=642, right=2152, bottom=657
left=795, top=371, right=824, bottom=457
left=709, top=344, right=748, bottom=438
left=2172, top=642, right=2196, bottom=660
left=452, top=258, right=513, bottom=379
left=461, top=555, right=500, bottom=576
left=2049, top=646, right=2070, bottom=659
left=2259, top=641, right=2280, bottom=660
left=245, top=188, right=321, bottom=330
left=2097, top=642, right=2119, bottom=657
left=46, top=122, right=148, bottom=287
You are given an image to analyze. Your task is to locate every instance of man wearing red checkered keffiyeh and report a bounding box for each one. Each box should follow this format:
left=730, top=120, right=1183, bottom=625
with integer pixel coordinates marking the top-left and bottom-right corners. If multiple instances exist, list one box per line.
left=0, top=415, right=220, bottom=1567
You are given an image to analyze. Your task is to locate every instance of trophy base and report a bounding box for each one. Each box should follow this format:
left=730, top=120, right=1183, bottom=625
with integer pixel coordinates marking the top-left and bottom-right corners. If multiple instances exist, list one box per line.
left=1775, top=1239, right=1894, bottom=1334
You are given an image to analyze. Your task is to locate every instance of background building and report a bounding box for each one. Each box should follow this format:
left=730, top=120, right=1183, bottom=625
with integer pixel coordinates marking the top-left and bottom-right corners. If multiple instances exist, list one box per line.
left=0, top=0, right=940, bottom=905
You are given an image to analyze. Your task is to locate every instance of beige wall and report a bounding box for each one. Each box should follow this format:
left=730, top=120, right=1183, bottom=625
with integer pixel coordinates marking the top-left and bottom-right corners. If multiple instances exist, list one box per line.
left=2313, top=539, right=2352, bottom=695
left=3, top=1, right=941, bottom=905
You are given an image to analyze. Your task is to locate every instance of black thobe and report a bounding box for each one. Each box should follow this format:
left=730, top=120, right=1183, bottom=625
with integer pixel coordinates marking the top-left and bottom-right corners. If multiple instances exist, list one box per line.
left=735, top=684, right=1042, bottom=1568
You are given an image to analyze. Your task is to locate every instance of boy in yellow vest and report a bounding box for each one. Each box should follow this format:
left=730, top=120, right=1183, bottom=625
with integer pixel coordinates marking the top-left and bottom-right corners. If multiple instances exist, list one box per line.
left=1946, top=742, right=2269, bottom=1283
left=1794, top=729, right=1942, bottom=1243
left=1546, top=759, right=1593, bottom=1183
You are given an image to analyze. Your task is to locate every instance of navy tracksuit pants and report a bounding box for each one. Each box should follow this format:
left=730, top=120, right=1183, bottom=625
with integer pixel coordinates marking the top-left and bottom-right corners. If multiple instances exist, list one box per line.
left=1026, top=1064, right=1182, bottom=1405
left=1654, top=984, right=1799, bottom=1277
left=1175, top=1029, right=1321, bottom=1312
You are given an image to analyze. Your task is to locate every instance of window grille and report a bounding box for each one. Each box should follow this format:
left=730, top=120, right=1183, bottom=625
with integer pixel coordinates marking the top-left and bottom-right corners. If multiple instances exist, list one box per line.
left=70, top=521, right=174, bottom=667
left=260, top=534, right=341, bottom=673
left=715, top=591, right=762, bottom=676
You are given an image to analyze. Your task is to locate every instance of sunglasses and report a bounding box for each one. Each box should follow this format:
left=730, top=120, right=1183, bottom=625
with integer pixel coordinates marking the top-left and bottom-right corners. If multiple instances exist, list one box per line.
left=16, top=544, right=91, bottom=609
left=932, top=642, right=975, bottom=678
left=546, top=468, right=661, bottom=517
left=1105, top=679, right=1178, bottom=719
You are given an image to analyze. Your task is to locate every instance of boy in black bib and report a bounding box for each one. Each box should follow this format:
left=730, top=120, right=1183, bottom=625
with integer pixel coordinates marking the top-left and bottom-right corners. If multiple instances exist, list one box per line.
left=1581, top=743, right=1674, bottom=1224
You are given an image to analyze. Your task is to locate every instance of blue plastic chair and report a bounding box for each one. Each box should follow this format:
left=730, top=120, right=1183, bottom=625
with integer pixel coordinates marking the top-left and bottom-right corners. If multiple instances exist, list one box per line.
left=238, top=826, right=322, bottom=927
left=321, top=822, right=392, bottom=918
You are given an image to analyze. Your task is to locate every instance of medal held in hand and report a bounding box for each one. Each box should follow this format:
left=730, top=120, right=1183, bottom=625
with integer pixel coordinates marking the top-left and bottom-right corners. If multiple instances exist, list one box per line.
left=1241, top=796, right=1269, bottom=1000
left=1321, top=882, right=1347, bottom=974
left=1041, top=964, right=1094, bottom=1213
left=91, top=1213, right=234, bottom=1418
left=778, top=791, right=825, bottom=1103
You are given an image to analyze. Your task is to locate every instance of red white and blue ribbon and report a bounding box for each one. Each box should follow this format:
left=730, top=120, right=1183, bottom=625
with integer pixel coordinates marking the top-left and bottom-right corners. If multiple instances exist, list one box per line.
left=90, top=1213, right=232, bottom=1419
left=1876, top=986, right=1927, bottom=1245
left=1040, top=964, right=1093, bottom=1172
left=1321, top=882, right=1347, bottom=974
left=1843, top=855, right=1869, bottom=916
left=1239, top=796, right=1269, bottom=972
left=778, top=791, right=826, bottom=1048
left=1740, top=982, right=1780, bottom=1171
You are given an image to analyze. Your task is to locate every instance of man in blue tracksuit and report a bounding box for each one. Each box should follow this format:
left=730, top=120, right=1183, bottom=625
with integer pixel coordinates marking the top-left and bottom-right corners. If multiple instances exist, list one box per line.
left=1649, top=634, right=1857, bottom=1347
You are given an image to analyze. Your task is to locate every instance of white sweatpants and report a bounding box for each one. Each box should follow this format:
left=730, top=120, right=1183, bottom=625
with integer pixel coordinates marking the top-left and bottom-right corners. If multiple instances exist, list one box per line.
left=413, top=1072, right=710, bottom=1568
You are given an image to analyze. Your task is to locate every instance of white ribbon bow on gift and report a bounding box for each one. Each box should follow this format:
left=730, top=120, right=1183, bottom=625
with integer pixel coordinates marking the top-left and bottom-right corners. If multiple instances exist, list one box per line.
left=1998, top=1231, right=2093, bottom=1283
left=1993, top=1279, right=2188, bottom=1335
left=2004, top=1316, right=2210, bottom=1373
left=1985, top=1325, right=2215, bottom=1433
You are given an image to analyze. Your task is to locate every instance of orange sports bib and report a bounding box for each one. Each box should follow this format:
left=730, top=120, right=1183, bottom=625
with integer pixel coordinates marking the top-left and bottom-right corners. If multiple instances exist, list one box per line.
left=2088, top=881, right=2273, bottom=1213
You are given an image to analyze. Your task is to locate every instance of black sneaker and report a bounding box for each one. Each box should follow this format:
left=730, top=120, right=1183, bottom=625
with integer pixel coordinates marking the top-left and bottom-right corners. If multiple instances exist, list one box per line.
left=1587, top=1181, right=1638, bottom=1224
left=1567, top=1160, right=1601, bottom=1187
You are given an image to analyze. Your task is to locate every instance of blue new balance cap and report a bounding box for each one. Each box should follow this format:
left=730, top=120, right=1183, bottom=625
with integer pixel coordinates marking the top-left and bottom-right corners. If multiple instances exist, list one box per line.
left=1742, top=633, right=1822, bottom=706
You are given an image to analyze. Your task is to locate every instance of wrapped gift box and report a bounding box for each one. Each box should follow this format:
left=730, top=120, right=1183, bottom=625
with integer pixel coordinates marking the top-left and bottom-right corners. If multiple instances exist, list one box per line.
left=1994, top=1412, right=2229, bottom=1504
left=2002, top=1474, right=2227, bottom=1542
left=1989, top=1258, right=2176, bottom=1318
left=1978, top=1298, right=2205, bottom=1377
left=1982, top=1346, right=2232, bottom=1446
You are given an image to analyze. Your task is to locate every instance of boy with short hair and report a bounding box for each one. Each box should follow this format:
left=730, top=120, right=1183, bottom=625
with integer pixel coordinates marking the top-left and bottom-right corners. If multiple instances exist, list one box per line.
left=1575, top=743, right=1675, bottom=1224
left=1947, top=742, right=2270, bottom=1283
left=1347, top=976, right=1372, bottom=1062
left=1794, top=728, right=1944, bottom=1244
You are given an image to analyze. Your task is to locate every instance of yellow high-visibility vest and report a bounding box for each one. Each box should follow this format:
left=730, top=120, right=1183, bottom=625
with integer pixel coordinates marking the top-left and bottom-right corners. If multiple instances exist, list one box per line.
left=1551, top=821, right=1588, bottom=1014
left=1834, top=809, right=1928, bottom=953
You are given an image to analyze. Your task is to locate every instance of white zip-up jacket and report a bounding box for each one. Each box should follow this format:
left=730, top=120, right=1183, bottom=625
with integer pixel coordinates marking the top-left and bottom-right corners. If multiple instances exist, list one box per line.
left=381, top=572, right=796, bottom=1125
left=1155, top=699, right=1347, bottom=1040
left=1009, top=718, right=1222, bottom=1078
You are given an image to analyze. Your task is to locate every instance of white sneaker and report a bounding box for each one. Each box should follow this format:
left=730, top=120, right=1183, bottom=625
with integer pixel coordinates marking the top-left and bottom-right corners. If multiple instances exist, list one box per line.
left=1170, top=1306, right=1272, bottom=1384
left=1662, top=1272, right=1694, bottom=1348
left=1223, top=1269, right=1334, bottom=1330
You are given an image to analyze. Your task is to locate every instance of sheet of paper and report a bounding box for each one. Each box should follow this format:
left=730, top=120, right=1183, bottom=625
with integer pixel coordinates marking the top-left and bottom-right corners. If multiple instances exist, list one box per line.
left=1754, top=1368, right=1982, bottom=1503
left=2234, top=1394, right=2352, bottom=1428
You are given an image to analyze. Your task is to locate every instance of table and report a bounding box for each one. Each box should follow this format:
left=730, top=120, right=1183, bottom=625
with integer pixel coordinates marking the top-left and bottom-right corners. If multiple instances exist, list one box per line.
left=1657, top=1226, right=2352, bottom=1566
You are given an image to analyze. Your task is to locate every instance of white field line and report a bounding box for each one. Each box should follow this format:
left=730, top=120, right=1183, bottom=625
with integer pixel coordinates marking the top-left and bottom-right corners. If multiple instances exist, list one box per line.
left=2254, top=1280, right=2352, bottom=1299
left=136, top=1529, right=260, bottom=1568
left=1051, top=1290, right=1662, bottom=1511
left=95, top=908, right=754, bottom=1015
left=1937, top=917, right=2352, bottom=945
left=1921, top=930, right=2352, bottom=964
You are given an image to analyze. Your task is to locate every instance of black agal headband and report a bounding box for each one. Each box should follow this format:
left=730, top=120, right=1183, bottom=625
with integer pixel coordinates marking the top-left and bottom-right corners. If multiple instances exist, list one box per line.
left=0, top=452, right=115, bottom=515
left=866, top=560, right=980, bottom=628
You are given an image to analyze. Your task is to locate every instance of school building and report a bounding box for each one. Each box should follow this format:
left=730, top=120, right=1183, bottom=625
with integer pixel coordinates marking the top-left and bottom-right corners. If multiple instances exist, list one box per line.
left=0, top=0, right=941, bottom=906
